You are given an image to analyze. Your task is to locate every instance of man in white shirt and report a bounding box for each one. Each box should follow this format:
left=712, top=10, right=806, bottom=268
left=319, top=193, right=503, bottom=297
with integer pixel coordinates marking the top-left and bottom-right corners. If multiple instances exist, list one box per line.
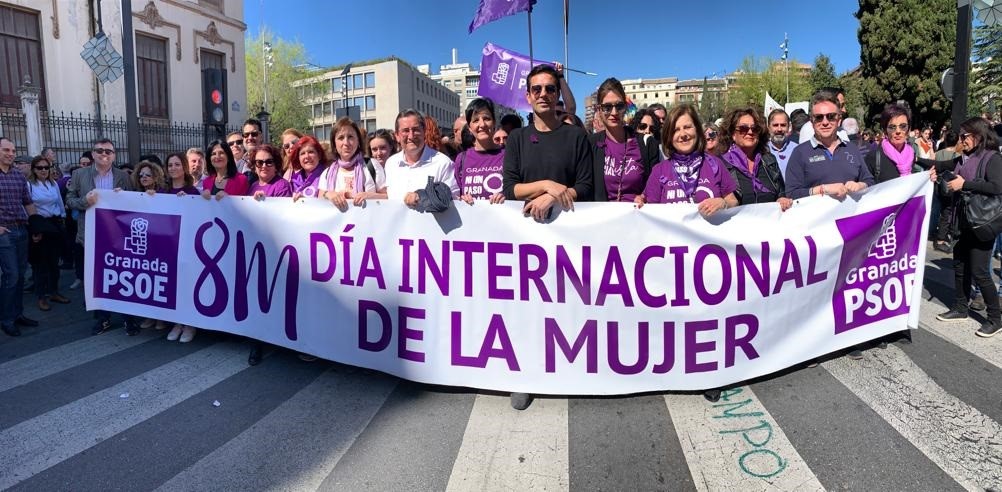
left=383, top=109, right=459, bottom=205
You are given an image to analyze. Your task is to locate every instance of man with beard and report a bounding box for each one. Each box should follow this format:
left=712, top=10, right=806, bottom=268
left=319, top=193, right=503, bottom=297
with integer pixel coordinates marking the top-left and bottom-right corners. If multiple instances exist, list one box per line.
left=766, top=109, right=794, bottom=176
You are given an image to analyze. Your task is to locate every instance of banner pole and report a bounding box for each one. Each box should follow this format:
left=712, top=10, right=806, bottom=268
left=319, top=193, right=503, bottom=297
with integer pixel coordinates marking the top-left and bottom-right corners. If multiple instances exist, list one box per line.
left=527, top=6, right=534, bottom=65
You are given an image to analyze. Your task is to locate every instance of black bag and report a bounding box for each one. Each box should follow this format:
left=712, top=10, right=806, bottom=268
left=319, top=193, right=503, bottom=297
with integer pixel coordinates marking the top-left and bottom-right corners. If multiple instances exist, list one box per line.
left=414, top=176, right=453, bottom=213
left=959, top=152, right=1002, bottom=241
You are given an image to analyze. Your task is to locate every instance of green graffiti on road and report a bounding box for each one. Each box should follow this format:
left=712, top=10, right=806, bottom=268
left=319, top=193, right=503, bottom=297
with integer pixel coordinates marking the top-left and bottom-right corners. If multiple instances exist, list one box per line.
left=713, top=387, right=787, bottom=479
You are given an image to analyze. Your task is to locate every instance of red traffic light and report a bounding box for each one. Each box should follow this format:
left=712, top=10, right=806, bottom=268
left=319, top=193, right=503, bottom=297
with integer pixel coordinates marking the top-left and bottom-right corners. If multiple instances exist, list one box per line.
left=211, top=89, right=223, bottom=105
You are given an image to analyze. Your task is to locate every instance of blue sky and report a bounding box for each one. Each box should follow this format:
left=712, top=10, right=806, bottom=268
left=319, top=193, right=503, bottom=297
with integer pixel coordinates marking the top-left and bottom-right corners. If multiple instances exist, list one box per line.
left=244, top=0, right=863, bottom=116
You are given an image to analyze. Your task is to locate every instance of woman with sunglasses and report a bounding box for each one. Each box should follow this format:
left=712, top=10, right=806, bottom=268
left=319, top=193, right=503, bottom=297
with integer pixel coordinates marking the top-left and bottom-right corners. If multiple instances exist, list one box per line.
left=249, top=144, right=293, bottom=199
left=632, top=109, right=660, bottom=142
left=591, top=78, right=660, bottom=203
left=287, top=135, right=329, bottom=201
left=936, top=118, right=1002, bottom=338
left=128, top=161, right=175, bottom=333
left=704, top=123, right=723, bottom=156
left=200, top=140, right=249, bottom=200
left=319, top=117, right=384, bottom=209
left=635, top=104, right=738, bottom=216
left=27, top=155, right=71, bottom=312
left=280, top=128, right=304, bottom=169
left=455, top=97, right=506, bottom=205
left=720, top=107, right=792, bottom=211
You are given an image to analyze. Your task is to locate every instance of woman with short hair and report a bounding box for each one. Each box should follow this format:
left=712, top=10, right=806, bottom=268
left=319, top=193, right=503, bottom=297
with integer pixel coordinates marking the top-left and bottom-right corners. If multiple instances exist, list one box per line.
left=249, top=144, right=293, bottom=199
left=287, top=135, right=329, bottom=200
left=455, top=97, right=506, bottom=204
left=319, top=118, right=384, bottom=209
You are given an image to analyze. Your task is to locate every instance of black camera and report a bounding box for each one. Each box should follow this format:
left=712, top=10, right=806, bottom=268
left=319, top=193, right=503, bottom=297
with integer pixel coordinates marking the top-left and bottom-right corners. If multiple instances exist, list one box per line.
left=938, top=170, right=957, bottom=195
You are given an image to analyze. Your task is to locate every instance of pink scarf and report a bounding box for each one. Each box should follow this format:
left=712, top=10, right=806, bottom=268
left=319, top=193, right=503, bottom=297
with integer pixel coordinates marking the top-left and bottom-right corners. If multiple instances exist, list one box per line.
left=881, top=139, right=914, bottom=176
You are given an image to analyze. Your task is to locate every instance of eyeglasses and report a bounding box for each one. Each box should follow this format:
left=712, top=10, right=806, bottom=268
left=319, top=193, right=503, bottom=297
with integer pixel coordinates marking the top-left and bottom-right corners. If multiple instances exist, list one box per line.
left=636, top=122, right=651, bottom=131
left=886, top=123, right=909, bottom=132
left=735, top=125, right=760, bottom=135
left=33, top=166, right=51, bottom=170
left=811, top=112, right=840, bottom=124
left=242, top=131, right=260, bottom=138
left=599, top=102, right=627, bottom=114
left=529, top=84, right=558, bottom=96
left=960, top=132, right=972, bottom=140
left=254, top=159, right=276, bottom=168
left=283, top=139, right=300, bottom=150
left=705, top=131, right=718, bottom=140
left=228, top=139, right=244, bottom=147
left=138, top=172, right=154, bottom=178
left=92, top=148, right=115, bottom=155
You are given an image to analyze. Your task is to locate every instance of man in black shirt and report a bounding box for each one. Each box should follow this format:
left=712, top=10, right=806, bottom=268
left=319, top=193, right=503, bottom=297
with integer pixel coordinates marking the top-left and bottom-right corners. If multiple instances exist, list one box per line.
left=501, top=65, right=594, bottom=410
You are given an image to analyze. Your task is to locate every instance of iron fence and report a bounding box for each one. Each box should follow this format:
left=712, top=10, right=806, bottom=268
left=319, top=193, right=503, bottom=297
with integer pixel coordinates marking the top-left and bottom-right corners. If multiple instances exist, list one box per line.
left=0, top=110, right=240, bottom=168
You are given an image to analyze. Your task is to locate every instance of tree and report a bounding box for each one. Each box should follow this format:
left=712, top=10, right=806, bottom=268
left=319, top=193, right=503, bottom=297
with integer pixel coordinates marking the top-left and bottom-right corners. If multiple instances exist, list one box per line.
left=855, top=0, right=956, bottom=128
left=726, top=56, right=811, bottom=111
left=809, top=54, right=839, bottom=93
left=245, top=28, right=311, bottom=144
left=971, top=24, right=1002, bottom=119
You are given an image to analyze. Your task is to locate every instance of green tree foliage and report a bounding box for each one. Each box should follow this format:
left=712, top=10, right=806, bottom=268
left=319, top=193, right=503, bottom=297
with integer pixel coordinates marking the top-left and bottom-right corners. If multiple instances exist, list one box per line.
left=855, top=0, right=956, bottom=128
left=971, top=24, right=1002, bottom=118
left=726, top=56, right=811, bottom=111
left=809, top=54, right=839, bottom=93
left=245, top=28, right=311, bottom=144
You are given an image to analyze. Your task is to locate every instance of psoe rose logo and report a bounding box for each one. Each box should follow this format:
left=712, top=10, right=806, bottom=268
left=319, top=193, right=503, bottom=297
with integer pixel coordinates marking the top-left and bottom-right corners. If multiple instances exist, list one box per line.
left=491, top=62, right=510, bottom=85
left=831, top=198, right=924, bottom=334
left=93, top=209, right=182, bottom=309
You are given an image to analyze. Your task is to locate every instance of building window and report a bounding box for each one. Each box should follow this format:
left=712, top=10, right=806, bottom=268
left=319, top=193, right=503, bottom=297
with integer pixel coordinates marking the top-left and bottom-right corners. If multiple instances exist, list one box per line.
left=365, top=119, right=376, bottom=132
left=365, top=95, right=375, bottom=111
left=136, top=33, right=169, bottom=119
left=331, top=77, right=342, bottom=94
left=0, top=6, right=46, bottom=109
left=198, top=0, right=223, bottom=12
left=353, top=74, right=363, bottom=91
left=365, top=72, right=375, bottom=88
left=465, top=88, right=477, bottom=98
left=352, top=96, right=363, bottom=109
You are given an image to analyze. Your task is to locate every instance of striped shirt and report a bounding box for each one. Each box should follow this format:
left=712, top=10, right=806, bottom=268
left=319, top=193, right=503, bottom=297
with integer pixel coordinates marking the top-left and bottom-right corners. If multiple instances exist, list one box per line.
left=0, top=165, right=31, bottom=226
left=93, top=168, right=114, bottom=190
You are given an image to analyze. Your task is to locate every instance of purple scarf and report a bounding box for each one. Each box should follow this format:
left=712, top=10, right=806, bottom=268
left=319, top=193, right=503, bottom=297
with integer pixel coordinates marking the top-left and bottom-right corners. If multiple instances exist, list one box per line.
left=291, top=163, right=326, bottom=196
left=327, top=153, right=366, bottom=193
left=881, top=139, right=915, bottom=176
left=669, top=152, right=703, bottom=198
left=723, top=144, right=768, bottom=193
left=956, top=149, right=989, bottom=182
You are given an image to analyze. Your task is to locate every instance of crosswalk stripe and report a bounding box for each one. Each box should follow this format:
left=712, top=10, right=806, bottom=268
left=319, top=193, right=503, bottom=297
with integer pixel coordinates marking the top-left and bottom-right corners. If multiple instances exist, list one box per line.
left=155, top=368, right=397, bottom=492
left=0, top=341, right=248, bottom=490
left=666, top=389, right=825, bottom=491
left=446, top=395, right=569, bottom=491
left=0, top=330, right=159, bottom=393
left=822, top=344, right=1002, bottom=489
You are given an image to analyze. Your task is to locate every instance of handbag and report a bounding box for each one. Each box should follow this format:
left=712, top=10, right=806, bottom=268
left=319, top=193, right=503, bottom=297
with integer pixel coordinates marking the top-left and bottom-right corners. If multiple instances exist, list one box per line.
left=959, top=152, right=1002, bottom=241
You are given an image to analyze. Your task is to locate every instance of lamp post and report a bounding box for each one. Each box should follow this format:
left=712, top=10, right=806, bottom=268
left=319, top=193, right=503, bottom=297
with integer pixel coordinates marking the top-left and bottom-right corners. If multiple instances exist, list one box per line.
left=262, top=41, right=273, bottom=113
left=340, top=64, right=352, bottom=120
left=780, top=33, right=790, bottom=105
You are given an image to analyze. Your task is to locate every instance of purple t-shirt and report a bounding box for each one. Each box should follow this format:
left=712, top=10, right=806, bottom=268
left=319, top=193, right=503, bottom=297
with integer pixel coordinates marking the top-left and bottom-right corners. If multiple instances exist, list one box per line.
left=643, top=153, right=737, bottom=204
left=601, top=136, right=645, bottom=202
left=455, top=148, right=505, bottom=200
left=249, top=176, right=293, bottom=197
left=159, top=185, right=200, bottom=195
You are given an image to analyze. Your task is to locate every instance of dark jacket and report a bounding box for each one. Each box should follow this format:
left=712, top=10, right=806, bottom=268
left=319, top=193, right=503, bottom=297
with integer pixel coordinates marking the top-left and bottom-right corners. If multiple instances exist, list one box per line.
left=722, top=150, right=785, bottom=205
left=863, top=145, right=926, bottom=184
left=590, top=128, right=660, bottom=202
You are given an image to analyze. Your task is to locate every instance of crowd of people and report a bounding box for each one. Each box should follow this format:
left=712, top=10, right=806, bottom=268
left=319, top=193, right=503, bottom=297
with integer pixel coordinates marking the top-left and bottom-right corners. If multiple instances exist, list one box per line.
left=2, top=63, right=1001, bottom=411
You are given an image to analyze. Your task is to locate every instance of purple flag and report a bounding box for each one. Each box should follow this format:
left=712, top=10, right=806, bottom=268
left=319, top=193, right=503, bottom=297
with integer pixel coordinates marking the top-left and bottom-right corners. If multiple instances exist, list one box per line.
left=477, top=42, right=551, bottom=112
left=469, top=0, right=534, bottom=33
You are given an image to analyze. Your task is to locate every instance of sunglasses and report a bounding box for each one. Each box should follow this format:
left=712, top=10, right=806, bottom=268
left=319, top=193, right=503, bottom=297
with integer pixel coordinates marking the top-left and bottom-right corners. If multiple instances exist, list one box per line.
left=811, top=112, right=840, bottom=124
left=228, top=139, right=244, bottom=147
left=92, top=148, right=115, bottom=155
left=254, top=159, right=276, bottom=168
left=529, top=84, right=558, bottom=96
left=283, top=139, right=300, bottom=150
left=886, top=123, right=909, bottom=132
left=242, top=131, right=260, bottom=138
left=636, top=122, right=651, bottom=131
left=138, top=172, right=154, bottom=178
left=34, top=166, right=51, bottom=170
left=960, top=132, right=972, bottom=140
left=705, top=131, right=718, bottom=140
left=599, top=102, right=627, bottom=114
left=735, top=125, right=760, bottom=134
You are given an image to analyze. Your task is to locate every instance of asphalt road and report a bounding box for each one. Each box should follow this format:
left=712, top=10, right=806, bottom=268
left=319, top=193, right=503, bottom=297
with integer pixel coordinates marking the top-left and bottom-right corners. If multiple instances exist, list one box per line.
left=1, top=245, right=1001, bottom=491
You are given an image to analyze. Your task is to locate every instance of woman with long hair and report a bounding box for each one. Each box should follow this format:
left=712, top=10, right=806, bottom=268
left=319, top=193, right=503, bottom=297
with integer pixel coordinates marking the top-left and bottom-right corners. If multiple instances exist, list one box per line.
left=367, top=129, right=397, bottom=167
left=162, top=152, right=199, bottom=195
left=200, top=140, right=250, bottom=200
left=719, top=107, right=792, bottom=210
left=591, top=78, right=660, bottom=203
left=280, top=128, right=304, bottom=170
left=27, top=155, right=70, bottom=312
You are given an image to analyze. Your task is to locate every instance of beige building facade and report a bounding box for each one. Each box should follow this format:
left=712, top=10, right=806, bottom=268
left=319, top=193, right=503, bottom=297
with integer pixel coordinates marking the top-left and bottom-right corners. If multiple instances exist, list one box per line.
left=0, top=0, right=248, bottom=124
left=295, top=58, right=459, bottom=142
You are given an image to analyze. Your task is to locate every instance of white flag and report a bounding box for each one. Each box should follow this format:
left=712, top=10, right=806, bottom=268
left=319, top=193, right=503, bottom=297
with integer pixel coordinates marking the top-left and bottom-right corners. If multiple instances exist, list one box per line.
left=765, top=92, right=783, bottom=114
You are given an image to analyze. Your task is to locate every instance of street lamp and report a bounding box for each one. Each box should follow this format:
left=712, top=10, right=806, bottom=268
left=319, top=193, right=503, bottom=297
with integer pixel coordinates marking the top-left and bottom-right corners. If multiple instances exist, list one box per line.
left=263, top=41, right=274, bottom=112
left=340, top=64, right=352, bottom=120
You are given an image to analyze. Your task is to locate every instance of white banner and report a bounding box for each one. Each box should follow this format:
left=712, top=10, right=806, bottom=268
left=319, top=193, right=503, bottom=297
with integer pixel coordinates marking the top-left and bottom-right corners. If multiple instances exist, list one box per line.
left=85, top=173, right=933, bottom=395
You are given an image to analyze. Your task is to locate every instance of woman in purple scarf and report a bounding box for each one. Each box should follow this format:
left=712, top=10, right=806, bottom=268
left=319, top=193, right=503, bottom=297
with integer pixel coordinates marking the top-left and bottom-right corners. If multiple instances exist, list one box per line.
left=318, top=117, right=384, bottom=210
left=286, top=135, right=328, bottom=201
left=719, top=107, right=792, bottom=210
left=635, top=104, right=737, bottom=217
left=936, top=117, right=1002, bottom=338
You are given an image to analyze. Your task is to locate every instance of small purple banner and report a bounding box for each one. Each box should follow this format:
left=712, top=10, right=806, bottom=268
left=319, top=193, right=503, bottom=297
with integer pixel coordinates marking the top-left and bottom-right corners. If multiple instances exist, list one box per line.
left=477, top=42, right=550, bottom=112
left=469, top=0, right=534, bottom=33
left=92, top=208, right=182, bottom=309
left=831, top=196, right=926, bottom=333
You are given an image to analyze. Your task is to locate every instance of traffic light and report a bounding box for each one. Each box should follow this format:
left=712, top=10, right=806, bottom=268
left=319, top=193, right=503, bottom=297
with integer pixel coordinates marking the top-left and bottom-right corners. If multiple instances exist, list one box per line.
left=202, top=68, right=227, bottom=125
